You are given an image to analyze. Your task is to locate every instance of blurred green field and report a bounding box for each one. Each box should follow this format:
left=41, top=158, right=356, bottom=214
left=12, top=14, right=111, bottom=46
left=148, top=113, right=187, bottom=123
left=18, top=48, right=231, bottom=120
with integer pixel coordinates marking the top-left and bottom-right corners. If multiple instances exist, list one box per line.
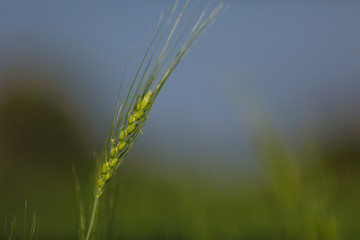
left=1, top=91, right=359, bottom=239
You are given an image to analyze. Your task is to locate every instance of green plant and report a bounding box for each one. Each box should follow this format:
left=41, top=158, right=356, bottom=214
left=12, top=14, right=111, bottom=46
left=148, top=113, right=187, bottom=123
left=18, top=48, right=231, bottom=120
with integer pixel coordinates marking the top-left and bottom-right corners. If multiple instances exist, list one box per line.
left=84, top=1, right=223, bottom=239
left=2, top=200, right=39, bottom=240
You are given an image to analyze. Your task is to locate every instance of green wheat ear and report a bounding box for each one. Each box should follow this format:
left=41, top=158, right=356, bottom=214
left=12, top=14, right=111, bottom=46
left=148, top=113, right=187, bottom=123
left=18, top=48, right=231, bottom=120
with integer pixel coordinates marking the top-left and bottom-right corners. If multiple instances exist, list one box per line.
left=85, top=1, right=223, bottom=239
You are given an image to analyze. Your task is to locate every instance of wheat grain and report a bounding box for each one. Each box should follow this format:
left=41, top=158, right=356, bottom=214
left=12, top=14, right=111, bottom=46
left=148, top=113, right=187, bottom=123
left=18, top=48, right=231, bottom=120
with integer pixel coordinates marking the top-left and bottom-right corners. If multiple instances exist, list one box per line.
left=85, top=1, right=223, bottom=239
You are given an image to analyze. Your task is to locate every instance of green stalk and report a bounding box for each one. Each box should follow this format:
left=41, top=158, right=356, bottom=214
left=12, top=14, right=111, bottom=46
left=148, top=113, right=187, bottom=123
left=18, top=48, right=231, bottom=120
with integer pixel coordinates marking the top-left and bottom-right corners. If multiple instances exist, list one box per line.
left=83, top=2, right=223, bottom=240
left=85, top=197, right=99, bottom=240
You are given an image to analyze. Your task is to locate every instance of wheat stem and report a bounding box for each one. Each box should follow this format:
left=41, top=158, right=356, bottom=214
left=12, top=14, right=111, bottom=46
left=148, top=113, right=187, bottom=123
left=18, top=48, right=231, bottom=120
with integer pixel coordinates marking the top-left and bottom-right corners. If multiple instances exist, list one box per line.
left=84, top=1, right=223, bottom=239
left=84, top=197, right=99, bottom=240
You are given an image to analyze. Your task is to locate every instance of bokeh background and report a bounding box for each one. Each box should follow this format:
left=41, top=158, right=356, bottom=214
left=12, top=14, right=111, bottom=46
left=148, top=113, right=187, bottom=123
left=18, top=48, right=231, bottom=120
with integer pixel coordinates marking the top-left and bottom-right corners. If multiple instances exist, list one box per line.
left=1, top=1, right=360, bottom=239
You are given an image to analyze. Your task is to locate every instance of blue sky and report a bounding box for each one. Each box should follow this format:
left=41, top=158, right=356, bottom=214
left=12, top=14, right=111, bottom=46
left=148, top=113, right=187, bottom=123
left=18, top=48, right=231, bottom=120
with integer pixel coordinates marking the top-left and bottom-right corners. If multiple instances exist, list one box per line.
left=1, top=1, right=360, bottom=171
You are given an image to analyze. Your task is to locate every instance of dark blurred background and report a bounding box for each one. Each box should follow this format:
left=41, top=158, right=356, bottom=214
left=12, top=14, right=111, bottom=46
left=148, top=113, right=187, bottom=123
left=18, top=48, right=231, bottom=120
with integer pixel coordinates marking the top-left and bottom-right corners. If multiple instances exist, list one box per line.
left=0, top=1, right=360, bottom=239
